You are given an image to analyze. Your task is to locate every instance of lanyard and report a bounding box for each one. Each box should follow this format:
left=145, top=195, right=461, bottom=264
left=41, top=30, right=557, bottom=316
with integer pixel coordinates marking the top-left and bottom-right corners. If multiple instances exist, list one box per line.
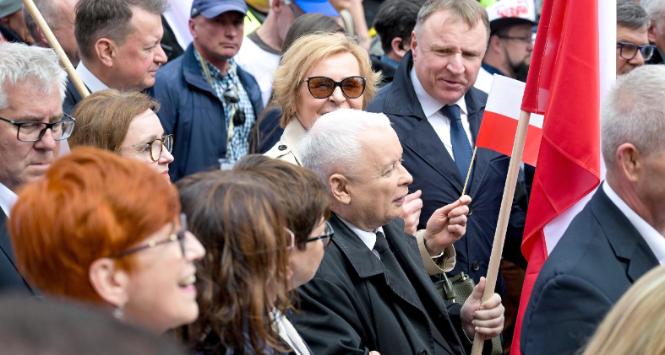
left=197, top=54, right=237, bottom=142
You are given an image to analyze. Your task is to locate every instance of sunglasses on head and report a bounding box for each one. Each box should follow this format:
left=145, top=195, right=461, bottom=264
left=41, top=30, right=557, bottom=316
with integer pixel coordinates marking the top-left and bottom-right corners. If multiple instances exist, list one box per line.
left=304, top=76, right=366, bottom=99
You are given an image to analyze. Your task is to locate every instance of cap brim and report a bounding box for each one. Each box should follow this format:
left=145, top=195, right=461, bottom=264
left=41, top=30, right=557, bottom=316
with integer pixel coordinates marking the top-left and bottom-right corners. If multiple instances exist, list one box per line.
left=200, top=4, right=247, bottom=18
left=294, top=1, right=338, bottom=16
left=490, top=18, right=535, bottom=34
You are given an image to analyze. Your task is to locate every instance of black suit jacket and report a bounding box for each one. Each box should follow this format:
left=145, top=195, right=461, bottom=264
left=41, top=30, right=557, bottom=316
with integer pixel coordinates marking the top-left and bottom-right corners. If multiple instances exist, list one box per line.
left=290, top=215, right=469, bottom=355
left=520, top=188, right=659, bottom=355
left=367, top=52, right=526, bottom=286
left=0, top=211, right=33, bottom=294
left=63, top=79, right=86, bottom=115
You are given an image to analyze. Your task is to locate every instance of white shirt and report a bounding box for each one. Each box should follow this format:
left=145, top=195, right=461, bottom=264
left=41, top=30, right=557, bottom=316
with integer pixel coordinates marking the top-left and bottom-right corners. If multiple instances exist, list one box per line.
left=235, top=36, right=281, bottom=107
left=603, top=182, right=665, bottom=265
left=473, top=66, right=493, bottom=94
left=410, top=68, right=473, bottom=159
left=164, top=0, right=193, bottom=48
left=0, top=182, right=17, bottom=217
left=271, top=309, right=311, bottom=355
left=339, top=217, right=386, bottom=259
left=76, top=62, right=109, bottom=93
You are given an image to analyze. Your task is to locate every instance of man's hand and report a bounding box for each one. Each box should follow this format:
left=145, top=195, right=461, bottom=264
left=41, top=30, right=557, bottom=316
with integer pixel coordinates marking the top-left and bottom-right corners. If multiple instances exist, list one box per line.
left=460, top=277, right=505, bottom=340
left=422, top=195, right=471, bottom=255
left=401, top=190, right=423, bottom=236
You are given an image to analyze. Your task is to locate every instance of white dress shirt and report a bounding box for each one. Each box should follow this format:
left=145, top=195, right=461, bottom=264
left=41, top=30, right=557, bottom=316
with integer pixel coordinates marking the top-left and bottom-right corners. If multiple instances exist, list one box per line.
left=0, top=182, right=17, bottom=217
left=76, top=62, right=110, bottom=93
left=410, top=68, right=473, bottom=160
left=603, top=182, right=665, bottom=265
left=339, top=217, right=386, bottom=259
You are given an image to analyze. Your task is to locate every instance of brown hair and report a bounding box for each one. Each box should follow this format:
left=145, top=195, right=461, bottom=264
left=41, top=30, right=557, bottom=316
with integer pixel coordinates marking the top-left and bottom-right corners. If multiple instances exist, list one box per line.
left=69, top=89, right=160, bottom=152
left=9, top=147, right=179, bottom=303
left=177, top=170, right=292, bottom=354
left=233, top=154, right=330, bottom=249
left=272, top=32, right=380, bottom=128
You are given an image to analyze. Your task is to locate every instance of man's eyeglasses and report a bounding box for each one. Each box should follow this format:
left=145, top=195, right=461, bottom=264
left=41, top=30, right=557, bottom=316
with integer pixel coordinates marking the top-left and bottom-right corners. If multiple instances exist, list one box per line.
left=497, top=34, right=533, bottom=44
left=617, top=41, right=655, bottom=61
left=130, top=134, right=173, bottom=162
left=0, top=113, right=76, bottom=142
left=114, top=214, right=189, bottom=258
left=304, top=76, right=366, bottom=99
left=304, top=221, right=334, bottom=247
left=223, top=88, right=246, bottom=126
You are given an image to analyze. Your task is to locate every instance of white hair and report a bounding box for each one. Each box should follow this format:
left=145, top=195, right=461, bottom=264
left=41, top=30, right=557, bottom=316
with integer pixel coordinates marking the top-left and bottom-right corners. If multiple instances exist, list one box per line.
left=0, top=43, right=67, bottom=110
left=602, top=65, right=665, bottom=167
left=298, top=109, right=393, bottom=181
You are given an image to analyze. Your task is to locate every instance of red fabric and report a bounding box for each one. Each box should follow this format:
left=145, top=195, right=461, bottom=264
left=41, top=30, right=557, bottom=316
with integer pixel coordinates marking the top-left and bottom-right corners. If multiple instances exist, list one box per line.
left=511, top=0, right=602, bottom=353
left=476, top=111, right=542, bottom=167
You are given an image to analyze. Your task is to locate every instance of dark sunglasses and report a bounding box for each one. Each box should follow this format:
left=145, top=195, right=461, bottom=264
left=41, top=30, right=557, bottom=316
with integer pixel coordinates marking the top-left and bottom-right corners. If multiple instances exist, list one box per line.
left=304, top=76, right=366, bottom=99
left=223, top=88, right=246, bottom=126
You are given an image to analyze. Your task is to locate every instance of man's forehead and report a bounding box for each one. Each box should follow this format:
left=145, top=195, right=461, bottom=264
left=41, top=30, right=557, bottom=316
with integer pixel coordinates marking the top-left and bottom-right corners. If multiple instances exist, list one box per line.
left=618, top=25, right=649, bottom=44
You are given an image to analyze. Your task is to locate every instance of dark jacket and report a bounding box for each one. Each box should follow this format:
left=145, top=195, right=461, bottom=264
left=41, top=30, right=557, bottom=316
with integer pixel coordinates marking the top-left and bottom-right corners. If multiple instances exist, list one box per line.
left=0, top=211, right=33, bottom=294
left=520, top=188, right=659, bottom=355
left=152, top=44, right=263, bottom=180
left=290, top=215, right=470, bottom=355
left=366, top=52, right=526, bottom=287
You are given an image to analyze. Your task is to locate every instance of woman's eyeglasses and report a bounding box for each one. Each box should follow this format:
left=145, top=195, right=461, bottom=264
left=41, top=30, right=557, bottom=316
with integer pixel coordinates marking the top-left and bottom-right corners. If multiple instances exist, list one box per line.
left=304, top=76, right=366, bottom=99
left=304, top=221, right=334, bottom=247
left=114, top=214, right=189, bottom=259
left=131, top=134, right=173, bottom=162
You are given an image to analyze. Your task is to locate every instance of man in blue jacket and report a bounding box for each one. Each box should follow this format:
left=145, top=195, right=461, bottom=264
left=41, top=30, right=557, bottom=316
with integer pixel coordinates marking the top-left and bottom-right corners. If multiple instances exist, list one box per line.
left=152, top=0, right=263, bottom=180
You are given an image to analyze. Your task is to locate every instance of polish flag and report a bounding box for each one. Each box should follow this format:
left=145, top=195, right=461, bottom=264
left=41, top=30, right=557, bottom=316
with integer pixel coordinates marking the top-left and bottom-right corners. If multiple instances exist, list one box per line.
left=476, top=75, right=543, bottom=167
left=510, top=0, right=615, bottom=354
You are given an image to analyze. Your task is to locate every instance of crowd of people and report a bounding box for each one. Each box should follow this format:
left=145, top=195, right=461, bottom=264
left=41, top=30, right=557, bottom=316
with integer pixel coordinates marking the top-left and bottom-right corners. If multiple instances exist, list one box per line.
left=1, top=0, right=665, bottom=354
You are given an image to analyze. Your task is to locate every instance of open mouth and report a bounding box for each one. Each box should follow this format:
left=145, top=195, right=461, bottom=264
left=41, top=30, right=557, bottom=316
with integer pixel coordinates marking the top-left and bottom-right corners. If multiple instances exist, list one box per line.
left=177, top=274, right=196, bottom=288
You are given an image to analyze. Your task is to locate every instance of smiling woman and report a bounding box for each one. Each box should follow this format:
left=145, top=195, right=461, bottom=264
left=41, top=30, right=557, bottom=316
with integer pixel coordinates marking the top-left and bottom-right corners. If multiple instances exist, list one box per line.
left=69, top=89, right=175, bottom=179
left=8, top=147, right=206, bottom=333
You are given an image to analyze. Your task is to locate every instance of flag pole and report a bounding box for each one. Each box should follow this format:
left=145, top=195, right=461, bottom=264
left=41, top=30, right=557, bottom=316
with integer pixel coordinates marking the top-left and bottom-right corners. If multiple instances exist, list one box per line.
left=470, top=109, right=531, bottom=355
left=461, top=147, right=477, bottom=196
left=22, top=0, right=90, bottom=98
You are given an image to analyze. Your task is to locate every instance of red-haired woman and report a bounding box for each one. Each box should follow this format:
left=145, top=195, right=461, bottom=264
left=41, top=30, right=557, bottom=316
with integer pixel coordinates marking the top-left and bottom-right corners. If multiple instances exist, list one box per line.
left=9, top=147, right=205, bottom=333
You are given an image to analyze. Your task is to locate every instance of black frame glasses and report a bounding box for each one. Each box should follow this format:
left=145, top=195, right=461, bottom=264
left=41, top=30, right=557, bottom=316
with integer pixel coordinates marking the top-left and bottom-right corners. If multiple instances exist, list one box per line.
left=114, top=214, right=188, bottom=258
left=130, top=134, right=173, bottom=162
left=304, top=221, right=334, bottom=247
left=0, top=113, right=76, bottom=142
left=617, top=41, right=655, bottom=61
left=304, top=76, right=367, bottom=99
left=223, top=88, right=246, bottom=126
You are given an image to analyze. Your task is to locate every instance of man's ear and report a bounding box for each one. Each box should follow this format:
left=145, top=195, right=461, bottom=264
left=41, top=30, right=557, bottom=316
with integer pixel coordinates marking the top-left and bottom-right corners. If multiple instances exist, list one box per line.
left=488, top=34, right=502, bottom=53
left=89, top=258, right=130, bottom=308
left=94, top=38, right=115, bottom=67
left=329, top=173, right=352, bottom=205
left=390, top=37, right=409, bottom=58
left=616, top=143, right=642, bottom=182
left=649, top=24, right=657, bottom=44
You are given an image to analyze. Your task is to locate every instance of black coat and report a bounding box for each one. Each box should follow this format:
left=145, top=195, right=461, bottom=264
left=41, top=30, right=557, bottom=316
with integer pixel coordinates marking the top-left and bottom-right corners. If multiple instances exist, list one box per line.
left=520, top=188, right=660, bottom=355
left=0, top=211, right=33, bottom=294
left=290, top=215, right=469, bottom=355
left=366, top=52, right=526, bottom=286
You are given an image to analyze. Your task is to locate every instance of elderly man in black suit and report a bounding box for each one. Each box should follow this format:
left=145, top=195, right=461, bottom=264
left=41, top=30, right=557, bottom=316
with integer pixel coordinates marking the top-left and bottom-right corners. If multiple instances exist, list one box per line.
left=290, top=109, right=504, bottom=355
left=521, top=65, right=665, bottom=354
left=0, top=43, right=72, bottom=293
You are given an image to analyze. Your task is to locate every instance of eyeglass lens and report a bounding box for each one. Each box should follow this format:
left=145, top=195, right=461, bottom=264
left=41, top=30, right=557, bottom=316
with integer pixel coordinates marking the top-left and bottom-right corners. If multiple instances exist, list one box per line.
left=149, top=135, right=173, bottom=162
left=15, top=115, right=76, bottom=142
left=307, top=76, right=366, bottom=99
left=618, top=42, right=654, bottom=61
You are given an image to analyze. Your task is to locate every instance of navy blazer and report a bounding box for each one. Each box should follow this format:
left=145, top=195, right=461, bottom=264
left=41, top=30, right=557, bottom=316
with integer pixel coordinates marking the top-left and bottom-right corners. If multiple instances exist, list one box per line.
left=367, top=52, right=526, bottom=285
left=0, top=211, right=33, bottom=294
left=520, top=188, right=659, bottom=355
left=290, top=215, right=469, bottom=355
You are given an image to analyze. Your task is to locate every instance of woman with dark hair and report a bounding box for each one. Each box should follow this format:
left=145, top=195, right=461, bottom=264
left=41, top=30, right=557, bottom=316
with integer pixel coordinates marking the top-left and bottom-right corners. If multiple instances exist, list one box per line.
left=9, top=147, right=205, bottom=333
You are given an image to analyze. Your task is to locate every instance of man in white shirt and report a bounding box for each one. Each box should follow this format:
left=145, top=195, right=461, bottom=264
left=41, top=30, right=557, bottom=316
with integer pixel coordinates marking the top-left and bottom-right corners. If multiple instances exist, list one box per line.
left=0, top=43, right=70, bottom=293
left=63, top=0, right=168, bottom=113
left=521, top=65, right=665, bottom=355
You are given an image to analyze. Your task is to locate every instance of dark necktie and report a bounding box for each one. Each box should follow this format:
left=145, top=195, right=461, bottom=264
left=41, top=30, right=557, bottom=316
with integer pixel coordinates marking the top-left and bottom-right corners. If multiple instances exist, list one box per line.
left=441, top=104, right=472, bottom=179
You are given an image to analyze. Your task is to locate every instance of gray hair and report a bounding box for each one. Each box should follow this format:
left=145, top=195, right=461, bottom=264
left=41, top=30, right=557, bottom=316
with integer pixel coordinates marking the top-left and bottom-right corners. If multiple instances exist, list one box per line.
left=602, top=65, right=665, bottom=167
left=0, top=43, right=67, bottom=110
left=414, top=0, right=489, bottom=38
left=298, top=109, right=393, bottom=182
left=618, top=0, right=649, bottom=30
left=646, top=0, right=665, bottom=22
left=24, top=0, right=63, bottom=40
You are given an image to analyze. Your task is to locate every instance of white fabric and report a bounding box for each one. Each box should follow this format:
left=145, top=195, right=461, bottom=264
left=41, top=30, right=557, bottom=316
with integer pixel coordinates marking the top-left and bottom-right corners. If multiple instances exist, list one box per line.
left=271, top=309, right=311, bottom=355
left=339, top=217, right=387, bottom=259
left=235, top=37, right=281, bottom=107
left=76, top=62, right=109, bottom=93
left=0, top=182, right=17, bottom=217
left=410, top=68, right=472, bottom=159
left=164, top=0, right=194, bottom=48
left=603, top=182, right=665, bottom=265
left=473, top=66, right=493, bottom=94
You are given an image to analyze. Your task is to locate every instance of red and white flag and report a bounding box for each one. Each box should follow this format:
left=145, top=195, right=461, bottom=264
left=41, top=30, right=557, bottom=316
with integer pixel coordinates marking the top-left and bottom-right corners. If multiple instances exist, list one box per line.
left=510, top=0, right=614, bottom=354
left=476, top=75, right=543, bottom=167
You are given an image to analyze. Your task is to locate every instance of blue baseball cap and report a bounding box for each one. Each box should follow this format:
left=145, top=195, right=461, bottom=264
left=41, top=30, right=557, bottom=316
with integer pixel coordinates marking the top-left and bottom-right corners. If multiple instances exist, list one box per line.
left=293, top=0, right=338, bottom=16
left=191, top=0, right=247, bottom=18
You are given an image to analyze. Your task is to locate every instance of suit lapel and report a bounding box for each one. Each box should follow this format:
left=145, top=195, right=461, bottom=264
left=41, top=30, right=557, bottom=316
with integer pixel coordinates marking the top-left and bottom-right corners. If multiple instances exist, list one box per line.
left=0, top=211, right=16, bottom=265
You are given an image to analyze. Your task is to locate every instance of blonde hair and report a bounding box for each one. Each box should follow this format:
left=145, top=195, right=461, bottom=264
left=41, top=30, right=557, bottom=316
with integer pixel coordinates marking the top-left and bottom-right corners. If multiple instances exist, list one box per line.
left=272, top=32, right=380, bottom=128
left=582, top=265, right=665, bottom=355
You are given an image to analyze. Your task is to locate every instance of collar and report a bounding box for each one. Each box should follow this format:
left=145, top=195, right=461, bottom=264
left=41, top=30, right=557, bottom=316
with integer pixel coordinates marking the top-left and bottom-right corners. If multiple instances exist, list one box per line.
left=481, top=62, right=506, bottom=76
left=248, top=31, right=281, bottom=56
left=76, top=61, right=109, bottom=93
left=338, top=217, right=385, bottom=252
left=283, top=119, right=308, bottom=151
left=409, top=67, right=467, bottom=119
left=194, top=48, right=237, bottom=80
left=0, top=182, right=17, bottom=217
left=380, top=55, right=400, bottom=70
left=603, top=182, right=665, bottom=264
